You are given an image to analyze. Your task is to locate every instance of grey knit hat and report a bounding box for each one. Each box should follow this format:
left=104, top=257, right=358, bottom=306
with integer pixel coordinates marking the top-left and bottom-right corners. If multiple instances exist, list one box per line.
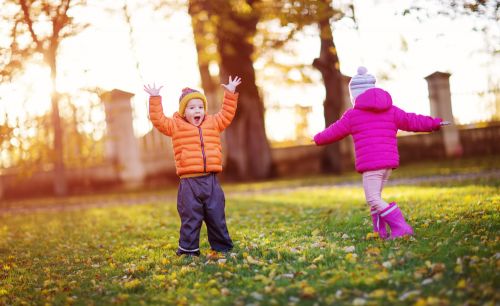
left=349, top=66, right=376, bottom=100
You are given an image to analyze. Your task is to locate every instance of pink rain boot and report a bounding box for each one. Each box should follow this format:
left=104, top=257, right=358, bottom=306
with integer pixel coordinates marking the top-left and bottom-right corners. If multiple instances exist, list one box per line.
left=380, top=202, right=414, bottom=239
left=371, top=207, right=388, bottom=239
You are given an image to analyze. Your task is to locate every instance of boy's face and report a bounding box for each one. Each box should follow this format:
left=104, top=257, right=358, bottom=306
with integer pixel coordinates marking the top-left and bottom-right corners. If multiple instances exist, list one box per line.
left=184, top=99, right=205, bottom=126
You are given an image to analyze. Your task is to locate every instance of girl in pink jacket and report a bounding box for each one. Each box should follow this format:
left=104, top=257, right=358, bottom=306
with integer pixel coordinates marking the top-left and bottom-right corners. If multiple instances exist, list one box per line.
left=313, top=67, right=449, bottom=239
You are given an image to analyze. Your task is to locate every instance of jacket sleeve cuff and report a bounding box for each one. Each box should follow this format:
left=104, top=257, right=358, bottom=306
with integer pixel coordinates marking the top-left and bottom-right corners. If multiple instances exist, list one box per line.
left=149, top=95, right=162, bottom=102
left=434, top=117, right=443, bottom=130
left=313, top=134, right=320, bottom=145
left=224, top=90, right=239, bottom=99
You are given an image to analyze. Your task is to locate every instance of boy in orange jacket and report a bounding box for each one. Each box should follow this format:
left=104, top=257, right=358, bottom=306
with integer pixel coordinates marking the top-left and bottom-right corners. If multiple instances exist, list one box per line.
left=144, top=76, right=242, bottom=256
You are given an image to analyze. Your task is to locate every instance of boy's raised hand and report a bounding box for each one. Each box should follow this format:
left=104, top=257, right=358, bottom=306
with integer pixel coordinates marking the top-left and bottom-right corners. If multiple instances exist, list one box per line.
left=144, top=83, right=163, bottom=96
left=221, top=76, right=242, bottom=93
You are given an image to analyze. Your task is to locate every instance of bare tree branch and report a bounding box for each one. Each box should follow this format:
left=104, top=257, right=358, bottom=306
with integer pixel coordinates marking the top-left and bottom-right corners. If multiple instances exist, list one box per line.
left=19, top=0, right=43, bottom=52
left=122, top=0, right=145, bottom=82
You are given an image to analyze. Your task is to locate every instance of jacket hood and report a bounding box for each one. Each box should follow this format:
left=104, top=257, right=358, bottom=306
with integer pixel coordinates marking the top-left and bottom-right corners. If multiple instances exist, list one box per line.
left=354, top=88, right=392, bottom=112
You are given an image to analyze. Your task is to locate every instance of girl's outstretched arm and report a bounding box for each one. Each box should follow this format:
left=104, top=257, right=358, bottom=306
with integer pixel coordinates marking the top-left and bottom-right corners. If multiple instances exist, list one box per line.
left=144, top=83, right=175, bottom=137
left=313, top=112, right=351, bottom=145
left=393, top=106, right=442, bottom=132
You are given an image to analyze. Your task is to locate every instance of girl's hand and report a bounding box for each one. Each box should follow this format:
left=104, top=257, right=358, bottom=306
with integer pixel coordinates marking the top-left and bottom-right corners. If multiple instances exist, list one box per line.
left=144, top=83, right=163, bottom=96
left=440, top=121, right=451, bottom=126
left=221, top=76, right=242, bottom=93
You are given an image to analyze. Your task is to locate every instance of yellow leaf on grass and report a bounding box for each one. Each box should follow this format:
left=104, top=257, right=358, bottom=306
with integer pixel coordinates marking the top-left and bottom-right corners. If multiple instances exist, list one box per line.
left=246, top=255, right=264, bottom=266
left=180, top=266, right=193, bottom=275
left=300, top=286, right=316, bottom=299
left=345, top=253, right=357, bottom=263
left=456, top=279, right=466, bottom=289
left=312, top=255, right=324, bottom=263
left=264, top=285, right=275, bottom=293
left=176, top=296, right=188, bottom=306
left=123, top=279, right=141, bottom=289
left=366, top=247, right=381, bottom=256
left=327, top=275, right=342, bottom=285
left=369, top=289, right=386, bottom=298
left=375, top=271, right=389, bottom=281
left=414, top=298, right=427, bottom=306
left=254, top=274, right=271, bottom=285
left=154, top=274, right=166, bottom=281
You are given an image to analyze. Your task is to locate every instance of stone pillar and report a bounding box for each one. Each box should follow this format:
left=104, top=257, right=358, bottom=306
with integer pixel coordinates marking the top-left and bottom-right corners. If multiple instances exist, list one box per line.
left=101, top=89, right=146, bottom=187
left=425, top=72, right=463, bottom=157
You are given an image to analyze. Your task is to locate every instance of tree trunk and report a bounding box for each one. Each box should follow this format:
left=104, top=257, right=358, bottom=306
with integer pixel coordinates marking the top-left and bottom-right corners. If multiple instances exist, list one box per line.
left=48, top=48, right=67, bottom=196
left=313, top=18, right=344, bottom=174
left=214, top=0, right=272, bottom=180
left=188, top=0, right=221, bottom=112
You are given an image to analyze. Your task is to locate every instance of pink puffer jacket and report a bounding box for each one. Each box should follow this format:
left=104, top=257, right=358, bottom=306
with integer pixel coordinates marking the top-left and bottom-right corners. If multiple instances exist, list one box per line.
left=314, top=88, right=442, bottom=173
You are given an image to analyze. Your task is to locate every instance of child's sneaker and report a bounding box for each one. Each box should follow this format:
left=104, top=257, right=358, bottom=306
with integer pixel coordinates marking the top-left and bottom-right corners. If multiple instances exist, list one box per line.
left=380, top=202, right=414, bottom=239
left=176, top=249, right=200, bottom=257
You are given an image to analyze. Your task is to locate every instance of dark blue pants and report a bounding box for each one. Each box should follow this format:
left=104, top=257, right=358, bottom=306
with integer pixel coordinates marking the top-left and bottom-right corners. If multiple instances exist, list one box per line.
left=177, top=173, right=233, bottom=254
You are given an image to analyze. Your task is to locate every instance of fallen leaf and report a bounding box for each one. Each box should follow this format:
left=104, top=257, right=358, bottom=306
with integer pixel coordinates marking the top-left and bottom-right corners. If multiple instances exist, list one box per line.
left=300, top=285, right=316, bottom=299
left=343, top=246, right=355, bottom=253
left=312, top=255, right=324, bottom=263
left=398, top=290, right=421, bottom=301
left=456, top=279, right=466, bottom=289
left=352, top=297, right=366, bottom=305
left=250, top=292, right=263, bottom=300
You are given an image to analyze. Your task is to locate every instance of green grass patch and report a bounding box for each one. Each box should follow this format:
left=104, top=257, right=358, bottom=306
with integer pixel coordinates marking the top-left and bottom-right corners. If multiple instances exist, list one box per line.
left=0, top=172, right=498, bottom=304
left=2, top=155, right=499, bottom=211
left=222, top=154, right=500, bottom=192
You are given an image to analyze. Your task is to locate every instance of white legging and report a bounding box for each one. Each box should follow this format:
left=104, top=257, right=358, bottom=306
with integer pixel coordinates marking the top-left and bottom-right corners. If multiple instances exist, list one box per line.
left=362, top=169, right=392, bottom=213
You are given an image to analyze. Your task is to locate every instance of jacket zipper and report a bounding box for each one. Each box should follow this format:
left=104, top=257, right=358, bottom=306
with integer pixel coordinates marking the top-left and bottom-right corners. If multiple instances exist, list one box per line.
left=198, top=127, right=207, bottom=173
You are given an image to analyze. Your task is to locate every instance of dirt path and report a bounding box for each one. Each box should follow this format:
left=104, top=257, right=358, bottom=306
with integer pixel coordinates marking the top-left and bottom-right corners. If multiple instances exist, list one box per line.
left=1, top=169, right=499, bottom=215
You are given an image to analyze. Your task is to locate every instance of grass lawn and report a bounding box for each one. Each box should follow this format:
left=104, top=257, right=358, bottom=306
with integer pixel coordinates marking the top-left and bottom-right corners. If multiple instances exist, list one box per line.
left=0, top=158, right=499, bottom=305
left=2, top=155, right=499, bottom=211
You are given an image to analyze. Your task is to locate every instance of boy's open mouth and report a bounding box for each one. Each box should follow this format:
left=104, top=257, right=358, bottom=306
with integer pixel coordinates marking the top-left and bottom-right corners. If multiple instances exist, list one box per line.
left=194, top=116, right=201, bottom=121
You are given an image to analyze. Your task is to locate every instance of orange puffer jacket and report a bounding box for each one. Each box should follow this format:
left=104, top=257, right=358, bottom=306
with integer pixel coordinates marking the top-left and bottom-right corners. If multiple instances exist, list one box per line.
left=149, top=91, right=238, bottom=177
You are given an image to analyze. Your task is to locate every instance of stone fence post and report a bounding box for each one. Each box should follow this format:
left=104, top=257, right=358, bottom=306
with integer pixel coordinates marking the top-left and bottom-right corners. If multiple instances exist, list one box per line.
left=425, top=72, right=463, bottom=157
left=101, top=89, right=145, bottom=187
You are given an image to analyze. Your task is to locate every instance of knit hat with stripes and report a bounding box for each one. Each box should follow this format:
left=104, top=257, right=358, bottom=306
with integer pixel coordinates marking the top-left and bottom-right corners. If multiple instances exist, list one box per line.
left=349, top=66, right=376, bottom=100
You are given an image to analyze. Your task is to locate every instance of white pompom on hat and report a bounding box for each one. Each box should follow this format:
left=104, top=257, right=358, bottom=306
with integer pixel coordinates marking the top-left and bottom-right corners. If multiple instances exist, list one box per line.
left=349, top=66, right=376, bottom=100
